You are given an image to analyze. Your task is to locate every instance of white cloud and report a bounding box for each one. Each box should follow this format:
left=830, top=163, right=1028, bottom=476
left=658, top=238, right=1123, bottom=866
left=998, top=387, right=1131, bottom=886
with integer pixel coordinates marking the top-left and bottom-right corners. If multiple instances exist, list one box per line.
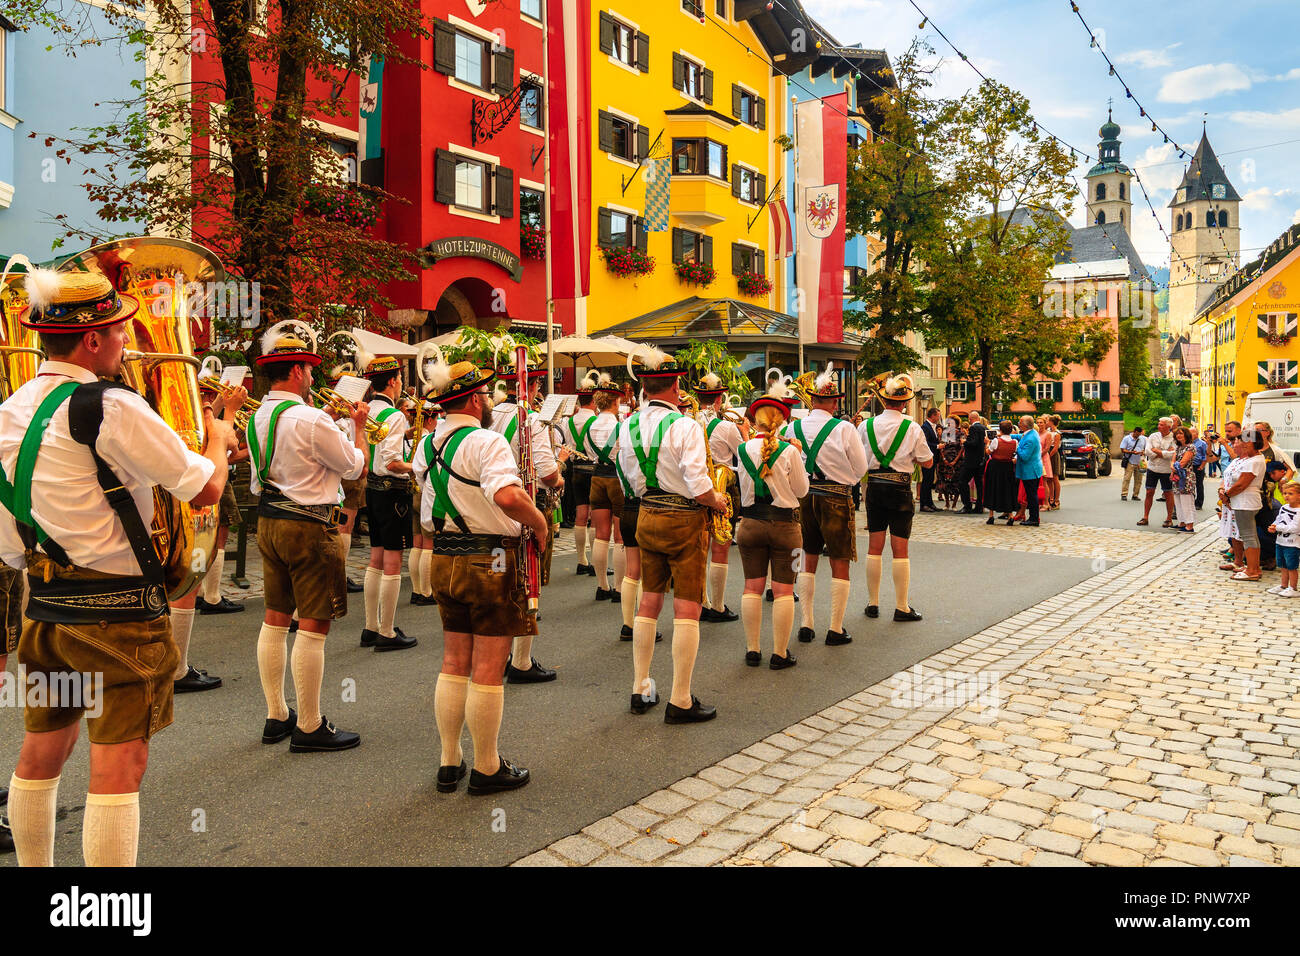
left=1224, top=107, right=1300, bottom=128
left=1242, top=186, right=1297, bottom=211
left=1274, top=68, right=1300, bottom=82
left=1134, top=143, right=1185, bottom=193
left=1116, top=44, right=1181, bottom=69
left=1158, top=63, right=1252, bottom=103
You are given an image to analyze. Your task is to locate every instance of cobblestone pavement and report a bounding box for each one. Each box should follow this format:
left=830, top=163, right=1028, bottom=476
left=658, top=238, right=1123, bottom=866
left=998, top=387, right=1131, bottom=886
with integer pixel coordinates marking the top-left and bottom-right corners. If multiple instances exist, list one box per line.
left=514, top=524, right=1300, bottom=867
left=907, top=513, right=1153, bottom=563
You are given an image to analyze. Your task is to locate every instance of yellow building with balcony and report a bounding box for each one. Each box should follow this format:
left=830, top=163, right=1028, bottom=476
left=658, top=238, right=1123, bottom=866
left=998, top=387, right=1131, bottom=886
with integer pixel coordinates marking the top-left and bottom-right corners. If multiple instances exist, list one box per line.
left=1192, top=223, right=1300, bottom=431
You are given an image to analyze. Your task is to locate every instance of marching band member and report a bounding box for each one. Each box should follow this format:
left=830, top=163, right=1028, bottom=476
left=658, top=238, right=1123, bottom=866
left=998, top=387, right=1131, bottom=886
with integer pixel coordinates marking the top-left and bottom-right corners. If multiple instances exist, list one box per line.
left=0, top=561, right=23, bottom=853
left=618, top=349, right=727, bottom=723
left=857, top=374, right=930, bottom=622
left=736, top=386, right=807, bottom=668
left=490, top=359, right=564, bottom=683
left=565, top=374, right=598, bottom=576
left=405, top=395, right=438, bottom=607
left=694, top=373, right=747, bottom=624
left=791, top=369, right=868, bottom=646
left=328, top=363, right=366, bottom=594
left=360, top=354, right=418, bottom=652
left=248, top=326, right=368, bottom=752
left=585, top=374, right=625, bottom=604
left=195, top=375, right=250, bottom=616
left=0, top=269, right=237, bottom=865
left=415, top=359, right=549, bottom=794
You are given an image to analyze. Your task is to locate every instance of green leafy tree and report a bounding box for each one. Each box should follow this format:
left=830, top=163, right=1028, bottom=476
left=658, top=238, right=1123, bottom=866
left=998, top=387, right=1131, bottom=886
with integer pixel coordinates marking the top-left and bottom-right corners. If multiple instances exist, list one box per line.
left=674, top=339, right=750, bottom=399
left=1118, top=312, right=1153, bottom=411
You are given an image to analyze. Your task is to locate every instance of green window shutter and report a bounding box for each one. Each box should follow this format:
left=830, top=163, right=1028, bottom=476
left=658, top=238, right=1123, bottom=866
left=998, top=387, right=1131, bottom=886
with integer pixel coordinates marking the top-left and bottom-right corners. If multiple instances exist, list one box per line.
left=1100, top=381, right=1110, bottom=402
left=1289, top=361, right=1298, bottom=385
left=597, top=111, right=614, bottom=153
left=636, top=125, right=650, bottom=163
left=1072, top=381, right=1082, bottom=401
left=702, top=68, right=714, bottom=105
left=493, top=166, right=514, bottom=218
left=493, top=46, right=515, bottom=96
left=732, top=84, right=742, bottom=119
left=1053, top=381, right=1063, bottom=402
left=702, top=235, right=714, bottom=267
left=672, top=228, right=686, bottom=264
left=634, top=218, right=648, bottom=254
left=731, top=242, right=743, bottom=275
left=433, top=19, right=455, bottom=75
left=597, top=208, right=613, bottom=248
left=757, top=97, right=766, bottom=130
left=756, top=173, right=767, bottom=202
left=434, top=149, right=456, bottom=205
left=636, top=32, right=650, bottom=72
left=599, top=12, right=615, bottom=56
left=672, top=53, right=684, bottom=91
left=731, top=165, right=742, bottom=198
left=1259, top=362, right=1269, bottom=385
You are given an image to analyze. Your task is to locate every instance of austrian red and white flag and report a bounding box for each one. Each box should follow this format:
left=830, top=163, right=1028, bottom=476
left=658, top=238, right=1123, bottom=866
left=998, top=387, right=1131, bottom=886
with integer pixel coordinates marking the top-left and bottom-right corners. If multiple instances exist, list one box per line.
left=770, top=196, right=794, bottom=260
left=795, top=93, right=848, bottom=344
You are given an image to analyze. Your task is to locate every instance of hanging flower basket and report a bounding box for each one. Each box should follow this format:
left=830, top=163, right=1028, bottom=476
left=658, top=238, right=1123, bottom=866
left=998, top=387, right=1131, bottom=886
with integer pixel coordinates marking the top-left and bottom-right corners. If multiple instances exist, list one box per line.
left=1267, top=331, right=1291, bottom=347
left=521, top=224, right=546, bottom=260
left=737, top=271, right=773, bottom=297
left=675, top=260, right=717, bottom=287
left=302, top=184, right=380, bottom=228
left=601, top=246, right=655, bottom=278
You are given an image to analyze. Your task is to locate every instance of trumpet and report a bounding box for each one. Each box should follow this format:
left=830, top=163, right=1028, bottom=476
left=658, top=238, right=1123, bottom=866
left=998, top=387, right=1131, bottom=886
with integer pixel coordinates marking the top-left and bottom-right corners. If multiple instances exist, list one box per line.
left=197, top=374, right=260, bottom=430
left=312, top=386, right=391, bottom=444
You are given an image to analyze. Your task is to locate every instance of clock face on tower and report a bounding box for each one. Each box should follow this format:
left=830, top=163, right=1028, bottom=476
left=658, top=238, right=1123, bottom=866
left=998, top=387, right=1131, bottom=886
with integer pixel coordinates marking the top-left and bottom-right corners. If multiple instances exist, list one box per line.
left=1211, top=184, right=1226, bottom=200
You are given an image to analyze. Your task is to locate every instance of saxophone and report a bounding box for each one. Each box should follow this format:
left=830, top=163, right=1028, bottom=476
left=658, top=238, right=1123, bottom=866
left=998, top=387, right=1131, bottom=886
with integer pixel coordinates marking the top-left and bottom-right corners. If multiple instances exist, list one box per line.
left=683, top=393, right=734, bottom=544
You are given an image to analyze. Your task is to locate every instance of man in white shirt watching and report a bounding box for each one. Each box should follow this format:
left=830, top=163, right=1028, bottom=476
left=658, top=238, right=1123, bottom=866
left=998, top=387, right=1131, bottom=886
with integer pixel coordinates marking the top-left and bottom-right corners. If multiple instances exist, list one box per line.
left=1139, top=417, right=1177, bottom=527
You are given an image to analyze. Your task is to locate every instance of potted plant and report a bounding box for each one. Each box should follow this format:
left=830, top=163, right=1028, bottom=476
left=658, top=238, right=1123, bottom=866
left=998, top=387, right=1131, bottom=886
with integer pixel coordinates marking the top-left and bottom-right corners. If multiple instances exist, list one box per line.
left=675, top=259, right=717, bottom=287
left=737, top=271, right=773, bottom=297
left=302, top=184, right=380, bottom=228
left=521, top=224, right=546, bottom=261
left=601, top=246, right=655, bottom=278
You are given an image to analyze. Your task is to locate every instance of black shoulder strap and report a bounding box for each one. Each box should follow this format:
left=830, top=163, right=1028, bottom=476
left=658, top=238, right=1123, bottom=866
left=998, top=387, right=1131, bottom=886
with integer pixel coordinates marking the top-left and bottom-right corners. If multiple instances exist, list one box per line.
left=67, top=382, right=166, bottom=585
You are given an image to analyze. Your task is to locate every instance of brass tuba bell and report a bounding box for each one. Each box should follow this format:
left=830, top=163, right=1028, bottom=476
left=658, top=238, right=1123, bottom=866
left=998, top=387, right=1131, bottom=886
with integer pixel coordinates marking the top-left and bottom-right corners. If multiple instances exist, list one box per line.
left=0, top=256, right=48, bottom=400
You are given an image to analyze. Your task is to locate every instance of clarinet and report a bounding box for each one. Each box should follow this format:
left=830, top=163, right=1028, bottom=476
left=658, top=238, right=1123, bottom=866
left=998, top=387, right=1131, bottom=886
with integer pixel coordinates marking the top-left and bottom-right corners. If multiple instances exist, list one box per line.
left=516, top=346, right=541, bottom=616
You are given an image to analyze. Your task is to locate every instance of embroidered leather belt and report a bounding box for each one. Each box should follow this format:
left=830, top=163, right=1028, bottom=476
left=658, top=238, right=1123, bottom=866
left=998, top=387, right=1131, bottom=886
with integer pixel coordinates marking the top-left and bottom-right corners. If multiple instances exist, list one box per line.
left=866, top=470, right=911, bottom=484
left=572, top=460, right=596, bottom=474
left=258, top=493, right=342, bottom=526
left=808, top=480, right=854, bottom=498
left=26, top=574, right=167, bottom=624
left=593, top=462, right=618, bottom=478
left=367, top=475, right=412, bottom=493
left=431, top=533, right=522, bottom=556
left=741, top=504, right=799, bottom=522
left=642, top=492, right=702, bottom=511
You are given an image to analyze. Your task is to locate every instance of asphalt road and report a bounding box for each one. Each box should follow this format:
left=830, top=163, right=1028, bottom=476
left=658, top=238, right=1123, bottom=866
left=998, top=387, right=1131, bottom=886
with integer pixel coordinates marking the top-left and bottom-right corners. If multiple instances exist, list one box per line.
left=1, top=494, right=1107, bottom=867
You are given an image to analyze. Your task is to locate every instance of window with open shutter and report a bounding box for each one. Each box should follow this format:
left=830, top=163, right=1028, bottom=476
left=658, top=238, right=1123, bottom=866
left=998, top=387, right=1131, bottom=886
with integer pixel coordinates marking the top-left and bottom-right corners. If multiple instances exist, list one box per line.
left=731, top=165, right=742, bottom=199
left=756, top=97, right=766, bottom=130
left=598, top=111, right=615, bottom=154
left=434, top=149, right=456, bottom=205
left=755, top=174, right=767, bottom=203
left=598, top=209, right=613, bottom=248
left=672, top=53, right=685, bottom=91
left=599, top=12, right=615, bottom=56
left=635, top=218, right=648, bottom=254
left=731, top=243, right=744, bottom=275
left=1099, top=381, right=1111, bottom=402
left=636, top=32, right=650, bottom=72
left=493, top=47, right=516, bottom=96
left=494, top=166, right=514, bottom=218
left=636, top=125, right=650, bottom=163
left=1053, top=381, right=1063, bottom=402
left=1072, top=381, right=1082, bottom=401
left=433, top=19, right=456, bottom=75
left=701, top=68, right=714, bottom=104
left=732, top=84, right=742, bottom=120
left=672, top=228, right=686, bottom=264
left=702, top=235, right=713, bottom=267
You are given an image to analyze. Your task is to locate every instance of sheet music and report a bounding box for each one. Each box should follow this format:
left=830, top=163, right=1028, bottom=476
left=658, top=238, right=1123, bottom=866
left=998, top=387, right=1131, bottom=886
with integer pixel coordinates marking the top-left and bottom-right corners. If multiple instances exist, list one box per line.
left=536, top=393, right=577, bottom=424
left=333, top=374, right=371, bottom=404
left=220, top=365, right=250, bottom=386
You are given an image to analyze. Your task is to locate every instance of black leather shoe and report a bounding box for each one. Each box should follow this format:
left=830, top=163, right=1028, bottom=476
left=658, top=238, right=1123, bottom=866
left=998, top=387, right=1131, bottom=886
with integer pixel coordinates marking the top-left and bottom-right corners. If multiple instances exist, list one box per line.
left=289, top=715, right=360, bottom=753
left=468, top=757, right=530, bottom=795
left=0, top=818, right=12, bottom=855
left=865, top=604, right=879, bottom=618
left=374, top=630, right=418, bottom=652
left=576, top=564, right=593, bottom=576
left=595, top=587, right=615, bottom=601
left=1022, top=519, right=1040, bottom=526
left=174, top=665, right=222, bottom=693
left=619, top=625, right=663, bottom=643
left=699, top=607, right=719, bottom=622
left=584, top=565, right=598, bottom=576
left=359, top=628, right=379, bottom=647
left=630, top=691, right=660, bottom=715
left=261, top=708, right=297, bottom=744
left=505, top=657, right=557, bottom=683
left=797, top=626, right=815, bottom=643
left=664, top=695, right=717, bottom=724
left=920, top=505, right=939, bottom=513
left=745, top=650, right=762, bottom=666
left=710, top=605, right=739, bottom=623
left=196, top=596, right=244, bottom=615
left=770, top=652, right=797, bottom=670
left=410, top=592, right=433, bottom=606
left=825, top=629, right=852, bottom=646
left=894, top=607, right=923, bottom=622
left=436, top=760, right=468, bottom=793
left=765, top=588, right=775, bottom=602
left=346, top=577, right=364, bottom=593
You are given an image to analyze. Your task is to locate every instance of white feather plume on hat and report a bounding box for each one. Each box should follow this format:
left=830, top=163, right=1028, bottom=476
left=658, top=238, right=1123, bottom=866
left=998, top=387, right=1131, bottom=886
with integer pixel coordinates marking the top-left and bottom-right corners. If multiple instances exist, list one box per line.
left=21, top=267, right=64, bottom=315
left=814, top=366, right=837, bottom=393
left=699, top=372, right=723, bottom=390
left=260, top=319, right=319, bottom=357
left=580, top=371, right=600, bottom=390
left=641, top=347, right=671, bottom=370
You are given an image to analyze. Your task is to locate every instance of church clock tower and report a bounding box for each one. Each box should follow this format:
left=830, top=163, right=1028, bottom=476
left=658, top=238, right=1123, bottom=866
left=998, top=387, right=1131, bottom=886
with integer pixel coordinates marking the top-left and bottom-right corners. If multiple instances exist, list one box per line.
left=1085, top=108, right=1133, bottom=235
left=1168, top=128, right=1241, bottom=336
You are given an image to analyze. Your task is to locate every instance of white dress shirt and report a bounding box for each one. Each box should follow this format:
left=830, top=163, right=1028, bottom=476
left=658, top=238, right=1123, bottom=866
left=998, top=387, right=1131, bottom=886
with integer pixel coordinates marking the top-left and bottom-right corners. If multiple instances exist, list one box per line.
left=1145, top=430, right=1176, bottom=474
left=737, top=436, right=810, bottom=509
left=490, top=402, right=559, bottom=480
left=790, top=409, right=869, bottom=484
left=366, top=394, right=410, bottom=476
left=248, top=390, right=365, bottom=505
left=412, top=414, right=523, bottom=535
left=858, top=409, right=933, bottom=474
left=616, top=400, right=713, bottom=499
left=585, top=411, right=620, bottom=464
left=0, top=361, right=215, bottom=575
left=562, top=407, right=596, bottom=455
left=706, top=417, right=744, bottom=467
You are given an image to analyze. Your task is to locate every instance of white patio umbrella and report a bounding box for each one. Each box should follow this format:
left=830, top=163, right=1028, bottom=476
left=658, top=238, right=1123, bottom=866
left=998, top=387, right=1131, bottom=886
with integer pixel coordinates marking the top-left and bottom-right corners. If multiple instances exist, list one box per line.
left=548, top=334, right=642, bottom=369
left=348, top=326, right=420, bottom=357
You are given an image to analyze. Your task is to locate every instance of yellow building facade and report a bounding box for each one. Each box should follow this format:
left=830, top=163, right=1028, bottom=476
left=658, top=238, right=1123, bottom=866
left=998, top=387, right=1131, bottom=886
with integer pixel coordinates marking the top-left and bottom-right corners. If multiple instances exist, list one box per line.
left=1192, top=223, right=1300, bottom=431
left=583, top=2, right=797, bottom=333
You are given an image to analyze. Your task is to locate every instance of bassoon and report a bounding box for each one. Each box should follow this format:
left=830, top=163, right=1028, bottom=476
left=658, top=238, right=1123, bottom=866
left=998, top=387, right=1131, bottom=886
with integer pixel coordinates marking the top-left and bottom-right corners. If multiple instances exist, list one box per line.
left=516, top=346, right=541, bottom=616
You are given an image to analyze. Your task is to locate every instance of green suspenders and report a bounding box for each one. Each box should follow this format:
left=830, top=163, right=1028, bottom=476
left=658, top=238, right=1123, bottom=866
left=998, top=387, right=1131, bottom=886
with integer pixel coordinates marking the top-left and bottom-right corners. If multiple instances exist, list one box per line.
left=246, top=400, right=297, bottom=487
left=863, top=417, right=911, bottom=471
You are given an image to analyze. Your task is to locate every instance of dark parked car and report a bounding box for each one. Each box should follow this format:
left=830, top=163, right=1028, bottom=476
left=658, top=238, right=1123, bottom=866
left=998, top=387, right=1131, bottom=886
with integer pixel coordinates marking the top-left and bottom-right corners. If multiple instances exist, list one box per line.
left=1060, top=430, right=1112, bottom=478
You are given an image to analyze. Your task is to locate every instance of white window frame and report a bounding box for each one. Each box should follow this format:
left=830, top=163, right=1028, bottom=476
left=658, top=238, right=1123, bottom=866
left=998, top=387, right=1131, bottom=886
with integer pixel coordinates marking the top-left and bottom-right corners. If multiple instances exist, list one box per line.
left=1033, top=381, right=1054, bottom=401
left=1081, top=381, right=1102, bottom=400
left=949, top=382, right=970, bottom=402
left=521, top=0, right=544, bottom=24
left=735, top=164, right=760, bottom=204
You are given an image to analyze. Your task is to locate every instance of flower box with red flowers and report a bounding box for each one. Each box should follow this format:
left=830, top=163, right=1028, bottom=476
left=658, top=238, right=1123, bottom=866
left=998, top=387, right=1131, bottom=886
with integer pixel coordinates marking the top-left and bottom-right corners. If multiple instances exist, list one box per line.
left=674, top=260, right=717, bottom=287
left=521, top=224, right=546, bottom=261
left=303, top=184, right=380, bottom=228
left=737, top=271, right=773, bottom=297
left=1267, top=332, right=1291, bottom=347
left=601, top=246, right=656, bottom=278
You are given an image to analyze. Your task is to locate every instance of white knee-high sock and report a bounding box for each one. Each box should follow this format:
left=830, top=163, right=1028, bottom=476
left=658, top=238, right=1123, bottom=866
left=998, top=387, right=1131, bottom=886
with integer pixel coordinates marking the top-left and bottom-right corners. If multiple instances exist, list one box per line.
left=291, top=629, right=327, bottom=733
left=378, top=573, right=401, bottom=637
left=709, top=562, right=729, bottom=611
left=669, top=618, right=701, bottom=708
left=866, top=554, right=883, bottom=607
left=621, top=577, right=639, bottom=629
left=363, top=566, right=381, bottom=631
left=892, top=558, right=912, bottom=612
left=612, top=544, right=626, bottom=594
left=419, top=549, right=433, bottom=597
left=574, top=525, right=588, bottom=566
left=201, top=550, right=224, bottom=604
left=256, top=623, right=290, bottom=720
left=8, top=774, right=59, bottom=867
left=465, top=682, right=505, bottom=774
left=592, top=537, right=610, bottom=590
left=340, top=530, right=352, bottom=557
left=798, top=571, right=816, bottom=629
left=772, top=595, right=795, bottom=657
left=830, top=578, right=850, bottom=633
left=82, top=792, right=139, bottom=867
left=435, top=673, right=469, bottom=767
left=408, top=548, right=425, bottom=595
left=632, top=615, right=657, bottom=696
left=512, top=633, right=534, bottom=667
left=170, top=606, right=195, bottom=679
left=741, top=592, right=763, bottom=652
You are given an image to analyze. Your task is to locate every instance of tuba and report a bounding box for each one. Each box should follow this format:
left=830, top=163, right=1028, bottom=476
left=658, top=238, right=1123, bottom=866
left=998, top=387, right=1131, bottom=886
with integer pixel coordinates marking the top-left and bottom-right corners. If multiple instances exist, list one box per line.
left=0, top=257, right=48, bottom=399
left=681, top=393, right=734, bottom=544
left=57, top=236, right=223, bottom=601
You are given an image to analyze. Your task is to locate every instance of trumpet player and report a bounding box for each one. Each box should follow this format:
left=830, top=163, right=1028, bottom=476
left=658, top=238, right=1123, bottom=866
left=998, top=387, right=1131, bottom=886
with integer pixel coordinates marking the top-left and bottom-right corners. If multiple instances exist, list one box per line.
left=328, top=363, right=367, bottom=595
left=619, top=349, right=727, bottom=724
left=565, top=374, right=598, bottom=576
left=360, top=354, right=418, bottom=653
left=694, top=374, right=747, bottom=624
left=194, top=374, right=251, bottom=619
left=1, top=268, right=238, bottom=866
left=490, top=359, right=564, bottom=684
left=585, top=375, right=625, bottom=605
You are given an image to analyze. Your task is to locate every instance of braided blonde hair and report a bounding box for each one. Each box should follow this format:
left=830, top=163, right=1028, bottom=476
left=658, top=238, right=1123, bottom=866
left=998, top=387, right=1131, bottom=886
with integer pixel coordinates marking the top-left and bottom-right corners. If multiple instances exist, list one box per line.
left=594, top=390, right=619, bottom=413
left=753, top=405, right=786, bottom=479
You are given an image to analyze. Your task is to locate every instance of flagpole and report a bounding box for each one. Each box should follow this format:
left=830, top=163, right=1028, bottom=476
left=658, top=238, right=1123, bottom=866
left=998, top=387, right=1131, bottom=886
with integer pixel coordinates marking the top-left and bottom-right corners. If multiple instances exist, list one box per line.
left=792, top=94, right=803, bottom=375
left=544, top=4, right=554, bottom=388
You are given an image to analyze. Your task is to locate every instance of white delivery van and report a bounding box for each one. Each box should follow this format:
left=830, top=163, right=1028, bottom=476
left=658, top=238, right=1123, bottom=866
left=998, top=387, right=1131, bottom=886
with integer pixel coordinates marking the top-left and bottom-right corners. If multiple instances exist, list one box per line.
left=1243, top=389, right=1300, bottom=469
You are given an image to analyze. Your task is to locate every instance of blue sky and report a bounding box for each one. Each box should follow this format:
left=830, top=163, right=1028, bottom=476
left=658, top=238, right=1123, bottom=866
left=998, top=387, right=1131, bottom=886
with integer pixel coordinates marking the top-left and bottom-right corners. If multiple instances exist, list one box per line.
left=803, top=0, right=1300, bottom=274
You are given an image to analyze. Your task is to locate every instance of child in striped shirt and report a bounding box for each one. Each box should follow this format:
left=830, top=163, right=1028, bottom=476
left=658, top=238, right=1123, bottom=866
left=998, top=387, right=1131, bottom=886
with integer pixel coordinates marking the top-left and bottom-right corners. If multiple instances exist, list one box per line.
left=1267, top=481, right=1300, bottom=597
